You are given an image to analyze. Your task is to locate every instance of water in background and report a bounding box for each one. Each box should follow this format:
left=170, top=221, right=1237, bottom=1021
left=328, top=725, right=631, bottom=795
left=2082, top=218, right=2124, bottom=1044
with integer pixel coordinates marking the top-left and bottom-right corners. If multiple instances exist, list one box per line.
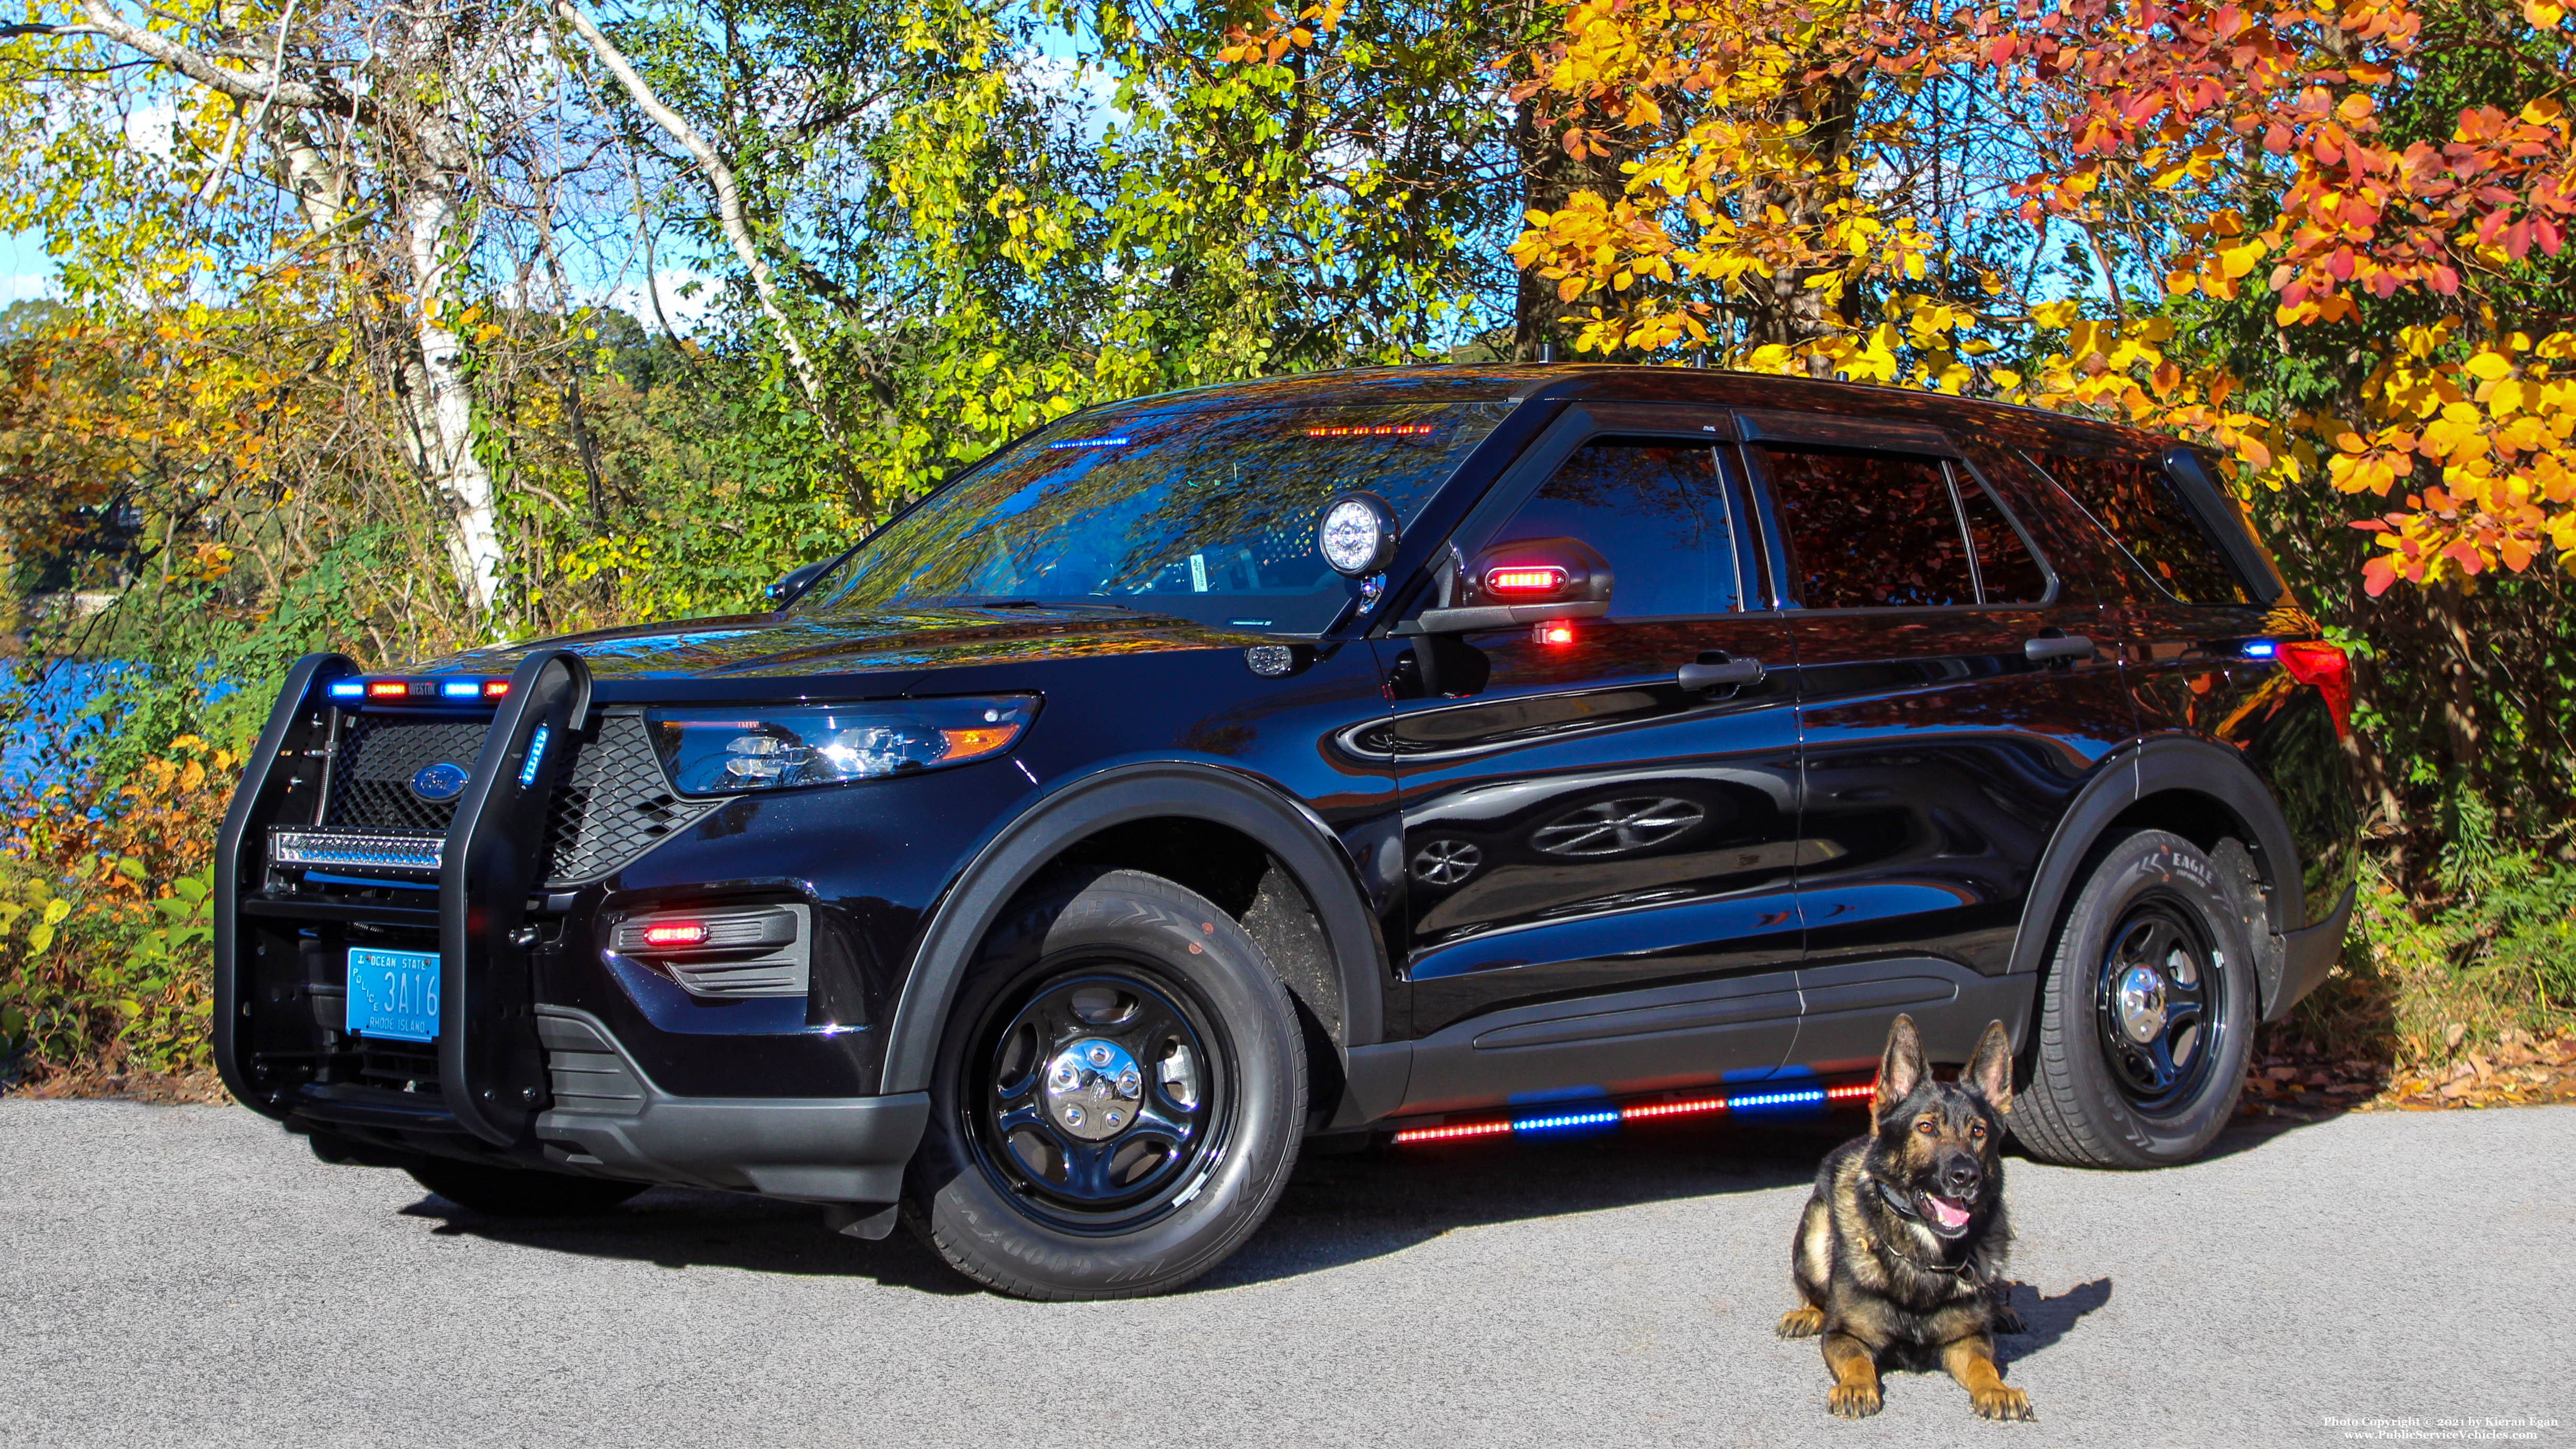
left=0, top=661, right=135, bottom=788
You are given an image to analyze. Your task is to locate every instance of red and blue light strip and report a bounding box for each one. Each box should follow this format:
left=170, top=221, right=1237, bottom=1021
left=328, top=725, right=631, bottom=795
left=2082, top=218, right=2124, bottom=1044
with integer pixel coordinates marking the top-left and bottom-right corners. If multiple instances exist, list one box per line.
left=1391, top=1081, right=1876, bottom=1146
left=327, top=678, right=510, bottom=702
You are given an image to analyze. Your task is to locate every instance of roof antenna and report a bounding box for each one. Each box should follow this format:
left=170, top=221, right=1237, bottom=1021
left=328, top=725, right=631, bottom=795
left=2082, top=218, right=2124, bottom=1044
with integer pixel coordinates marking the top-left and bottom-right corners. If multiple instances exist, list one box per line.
left=1538, top=341, right=1556, bottom=363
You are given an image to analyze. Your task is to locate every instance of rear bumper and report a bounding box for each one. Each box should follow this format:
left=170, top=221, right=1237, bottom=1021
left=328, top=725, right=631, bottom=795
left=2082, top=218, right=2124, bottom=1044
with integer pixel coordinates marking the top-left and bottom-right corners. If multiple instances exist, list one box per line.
left=528, top=1007, right=927, bottom=1203
left=2265, top=880, right=2355, bottom=1022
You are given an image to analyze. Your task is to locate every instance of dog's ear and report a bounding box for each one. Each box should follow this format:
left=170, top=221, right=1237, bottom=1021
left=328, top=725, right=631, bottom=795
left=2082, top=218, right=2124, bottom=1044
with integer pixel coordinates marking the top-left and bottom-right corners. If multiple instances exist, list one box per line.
left=1967, top=1019, right=2014, bottom=1115
left=1874, top=1014, right=1926, bottom=1123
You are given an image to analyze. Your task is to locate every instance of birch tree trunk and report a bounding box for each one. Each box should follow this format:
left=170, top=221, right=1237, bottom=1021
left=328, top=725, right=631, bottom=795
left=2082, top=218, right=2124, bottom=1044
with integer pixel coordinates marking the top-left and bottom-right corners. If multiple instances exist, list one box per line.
left=402, top=180, right=505, bottom=618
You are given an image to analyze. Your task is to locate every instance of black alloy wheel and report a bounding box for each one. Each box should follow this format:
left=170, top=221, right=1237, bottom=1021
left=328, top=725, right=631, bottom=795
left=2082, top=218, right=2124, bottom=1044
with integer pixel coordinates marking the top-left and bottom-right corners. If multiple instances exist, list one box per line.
left=2015, top=829, right=2256, bottom=1169
left=969, top=966, right=1228, bottom=1229
left=2092, top=899, right=2225, bottom=1115
left=908, top=868, right=1306, bottom=1299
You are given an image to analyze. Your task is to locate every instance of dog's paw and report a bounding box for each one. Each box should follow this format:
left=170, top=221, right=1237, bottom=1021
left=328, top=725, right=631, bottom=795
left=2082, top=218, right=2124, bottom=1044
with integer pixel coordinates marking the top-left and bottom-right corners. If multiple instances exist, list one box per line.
left=1970, top=1385, right=2034, bottom=1422
left=1776, top=1307, right=1824, bottom=1339
left=1827, top=1384, right=1883, bottom=1418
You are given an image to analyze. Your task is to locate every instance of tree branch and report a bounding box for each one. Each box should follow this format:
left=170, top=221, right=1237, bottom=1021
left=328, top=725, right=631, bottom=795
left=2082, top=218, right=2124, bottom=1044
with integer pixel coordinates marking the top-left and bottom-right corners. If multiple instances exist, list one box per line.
left=551, top=0, right=837, bottom=434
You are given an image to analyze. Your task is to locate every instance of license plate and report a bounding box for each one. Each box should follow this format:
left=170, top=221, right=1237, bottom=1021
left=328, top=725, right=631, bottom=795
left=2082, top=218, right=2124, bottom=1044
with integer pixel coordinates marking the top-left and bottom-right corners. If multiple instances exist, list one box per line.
left=347, top=948, right=440, bottom=1043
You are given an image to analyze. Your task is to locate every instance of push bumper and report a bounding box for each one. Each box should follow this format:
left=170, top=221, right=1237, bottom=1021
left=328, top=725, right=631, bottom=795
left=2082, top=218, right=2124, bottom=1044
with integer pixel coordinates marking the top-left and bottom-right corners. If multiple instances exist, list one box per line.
left=2264, top=880, right=2356, bottom=1023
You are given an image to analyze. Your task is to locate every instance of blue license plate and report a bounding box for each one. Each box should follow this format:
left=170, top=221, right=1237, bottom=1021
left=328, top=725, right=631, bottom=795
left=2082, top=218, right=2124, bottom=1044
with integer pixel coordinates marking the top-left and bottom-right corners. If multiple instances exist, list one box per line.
left=347, top=948, right=440, bottom=1042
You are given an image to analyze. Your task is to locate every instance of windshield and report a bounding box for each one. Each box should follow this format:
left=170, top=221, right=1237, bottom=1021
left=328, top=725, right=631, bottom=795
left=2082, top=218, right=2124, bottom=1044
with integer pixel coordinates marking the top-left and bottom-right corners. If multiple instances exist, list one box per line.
left=797, top=400, right=1512, bottom=633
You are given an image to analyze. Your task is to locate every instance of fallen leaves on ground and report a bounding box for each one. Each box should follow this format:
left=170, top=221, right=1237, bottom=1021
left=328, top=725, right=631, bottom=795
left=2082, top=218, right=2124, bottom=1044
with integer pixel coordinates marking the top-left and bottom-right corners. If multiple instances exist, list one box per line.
left=2240, top=1028, right=2576, bottom=1118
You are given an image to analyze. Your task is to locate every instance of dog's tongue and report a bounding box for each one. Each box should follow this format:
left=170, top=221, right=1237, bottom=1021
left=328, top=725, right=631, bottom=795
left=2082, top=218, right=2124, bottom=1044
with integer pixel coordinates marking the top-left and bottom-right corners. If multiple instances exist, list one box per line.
left=1925, top=1195, right=1971, bottom=1231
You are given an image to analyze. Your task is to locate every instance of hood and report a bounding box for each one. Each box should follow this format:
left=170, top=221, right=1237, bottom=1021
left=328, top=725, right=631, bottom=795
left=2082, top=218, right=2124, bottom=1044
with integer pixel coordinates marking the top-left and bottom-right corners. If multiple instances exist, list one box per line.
left=418, top=605, right=1271, bottom=683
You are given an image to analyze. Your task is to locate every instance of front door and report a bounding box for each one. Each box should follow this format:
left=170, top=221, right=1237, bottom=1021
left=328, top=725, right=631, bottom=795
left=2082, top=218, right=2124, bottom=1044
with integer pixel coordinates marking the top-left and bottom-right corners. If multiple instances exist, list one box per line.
left=1380, top=405, right=1810, bottom=1115
left=1737, top=414, right=2134, bottom=1077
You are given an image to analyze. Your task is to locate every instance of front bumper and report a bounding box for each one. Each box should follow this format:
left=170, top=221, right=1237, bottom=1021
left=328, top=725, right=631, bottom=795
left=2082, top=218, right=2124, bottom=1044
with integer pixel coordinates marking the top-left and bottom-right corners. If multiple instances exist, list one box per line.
left=216, top=652, right=927, bottom=1201
left=530, top=1007, right=927, bottom=1201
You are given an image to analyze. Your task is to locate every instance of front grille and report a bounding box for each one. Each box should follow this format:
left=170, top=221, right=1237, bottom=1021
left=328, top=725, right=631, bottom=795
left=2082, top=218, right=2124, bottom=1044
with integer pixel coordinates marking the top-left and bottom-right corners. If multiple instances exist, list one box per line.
left=307, top=709, right=711, bottom=888
left=540, top=712, right=714, bottom=884
left=325, top=715, right=486, bottom=832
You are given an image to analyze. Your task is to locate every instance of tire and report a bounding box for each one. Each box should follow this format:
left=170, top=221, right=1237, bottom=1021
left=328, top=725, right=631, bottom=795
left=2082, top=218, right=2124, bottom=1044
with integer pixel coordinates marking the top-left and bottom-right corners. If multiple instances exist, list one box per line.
left=2015, top=830, right=2257, bottom=1169
left=406, top=1159, right=649, bottom=1216
left=906, top=867, right=1307, bottom=1300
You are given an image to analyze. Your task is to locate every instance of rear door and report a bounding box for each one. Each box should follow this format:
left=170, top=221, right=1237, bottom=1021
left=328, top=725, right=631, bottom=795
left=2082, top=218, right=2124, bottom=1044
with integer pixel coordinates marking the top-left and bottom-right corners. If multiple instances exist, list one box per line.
left=1737, top=412, right=2134, bottom=1077
left=1382, top=404, right=1809, bottom=1114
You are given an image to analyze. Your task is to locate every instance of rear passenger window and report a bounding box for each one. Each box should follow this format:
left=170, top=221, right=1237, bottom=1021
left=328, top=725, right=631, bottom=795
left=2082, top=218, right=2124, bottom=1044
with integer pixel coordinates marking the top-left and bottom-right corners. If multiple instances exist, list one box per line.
left=1493, top=439, right=1740, bottom=617
left=1956, top=478, right=2051, bottom=604
left=2027, top=451, right=2251, bottom=604
left=1761, top=447, right=1977, bottom=608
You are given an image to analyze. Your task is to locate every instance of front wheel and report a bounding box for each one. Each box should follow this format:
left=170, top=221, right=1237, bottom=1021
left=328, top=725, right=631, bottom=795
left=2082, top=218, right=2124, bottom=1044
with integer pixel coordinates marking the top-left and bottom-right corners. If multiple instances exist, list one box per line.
left=906, top=868, right=1306, bottom=1300
left=2014, top=830, right=2257, bottom=1169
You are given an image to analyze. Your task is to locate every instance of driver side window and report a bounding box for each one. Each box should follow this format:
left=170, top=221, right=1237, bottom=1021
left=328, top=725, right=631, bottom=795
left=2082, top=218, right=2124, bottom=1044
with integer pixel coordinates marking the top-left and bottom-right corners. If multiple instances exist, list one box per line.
left=1490, top=438, right=1742, bottom=618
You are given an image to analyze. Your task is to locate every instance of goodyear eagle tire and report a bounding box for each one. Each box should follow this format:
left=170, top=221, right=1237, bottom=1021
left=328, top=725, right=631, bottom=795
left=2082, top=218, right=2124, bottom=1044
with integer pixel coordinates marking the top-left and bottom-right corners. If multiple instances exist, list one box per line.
left=2016, top=830, right=2257, bottom=1169
left=906, top=868, right=1307, bottom=1299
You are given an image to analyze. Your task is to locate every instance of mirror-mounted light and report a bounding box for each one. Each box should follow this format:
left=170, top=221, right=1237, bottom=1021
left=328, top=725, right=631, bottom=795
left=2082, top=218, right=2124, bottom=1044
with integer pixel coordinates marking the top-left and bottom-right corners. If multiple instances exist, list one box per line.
left=1411, top=537, right=1613, bottom=635
left=1318, top=491, right=1400, bottom=578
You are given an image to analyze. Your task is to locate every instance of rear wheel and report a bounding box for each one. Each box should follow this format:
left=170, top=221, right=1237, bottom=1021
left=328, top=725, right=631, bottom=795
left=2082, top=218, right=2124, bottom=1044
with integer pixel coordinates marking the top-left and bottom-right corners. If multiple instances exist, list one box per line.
left=907, top=868, right=1306, bottom=1300
left=2015, top=830, right=2256, bottom=1169
left=406, top=1160, right=648, bottom=1216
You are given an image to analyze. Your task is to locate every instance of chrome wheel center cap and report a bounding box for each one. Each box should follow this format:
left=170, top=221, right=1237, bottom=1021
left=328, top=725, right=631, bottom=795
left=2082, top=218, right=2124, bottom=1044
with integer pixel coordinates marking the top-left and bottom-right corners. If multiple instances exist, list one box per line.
left=2115, top=966, right=2169, bottom=1044
left=1043, top=1038, right=1145, bottom=1141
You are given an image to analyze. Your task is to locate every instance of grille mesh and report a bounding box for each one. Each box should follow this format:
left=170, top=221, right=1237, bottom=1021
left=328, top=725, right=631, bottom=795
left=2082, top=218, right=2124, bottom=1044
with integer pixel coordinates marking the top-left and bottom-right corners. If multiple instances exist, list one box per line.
left=541, top=712, right=713, bottom=885
left=324, top=716, right=485, bottom=833
left=315, top=709, right=709, bottom=887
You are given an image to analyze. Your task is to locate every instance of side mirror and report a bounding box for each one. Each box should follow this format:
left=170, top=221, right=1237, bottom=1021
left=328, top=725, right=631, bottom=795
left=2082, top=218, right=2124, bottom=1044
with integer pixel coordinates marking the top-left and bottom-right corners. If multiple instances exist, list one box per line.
left=767, top=559, right=833, bottom=609
left=1317, top=491, right=1400, bottom=578
left=1412, top=537, right=1613, bottom=635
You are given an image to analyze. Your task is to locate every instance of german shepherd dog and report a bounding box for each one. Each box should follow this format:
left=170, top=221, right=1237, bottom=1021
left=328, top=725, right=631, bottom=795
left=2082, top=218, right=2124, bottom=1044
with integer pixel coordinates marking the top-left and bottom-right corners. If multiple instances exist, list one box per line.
left=1776, top=1014, right=2034, bottom=1421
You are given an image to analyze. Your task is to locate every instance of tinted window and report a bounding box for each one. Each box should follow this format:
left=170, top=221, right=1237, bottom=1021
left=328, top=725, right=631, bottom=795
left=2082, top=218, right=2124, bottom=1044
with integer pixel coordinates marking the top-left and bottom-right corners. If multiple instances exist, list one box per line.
left=1491, top=439, right=1740, bottom=617
left=2026, top=451, right=2251, bottom=604
left=1957, top=477, right=2050, bottom=604
left=800, top=402, right=1510, bottom=632
left=1762, top=446, right=1976, bottom=608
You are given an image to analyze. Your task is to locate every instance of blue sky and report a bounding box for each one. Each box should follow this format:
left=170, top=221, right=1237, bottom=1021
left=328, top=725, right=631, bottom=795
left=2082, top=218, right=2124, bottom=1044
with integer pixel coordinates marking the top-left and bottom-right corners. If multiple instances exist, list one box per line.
left=2, top=228, right=58, bottom=304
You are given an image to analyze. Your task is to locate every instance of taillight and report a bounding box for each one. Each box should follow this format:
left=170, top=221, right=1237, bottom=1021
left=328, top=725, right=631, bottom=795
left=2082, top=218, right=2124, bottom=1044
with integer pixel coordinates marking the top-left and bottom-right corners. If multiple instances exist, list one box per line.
left=2279, top=640, right=2351, bottom=740
left=641, top=922, right=710, bottom=948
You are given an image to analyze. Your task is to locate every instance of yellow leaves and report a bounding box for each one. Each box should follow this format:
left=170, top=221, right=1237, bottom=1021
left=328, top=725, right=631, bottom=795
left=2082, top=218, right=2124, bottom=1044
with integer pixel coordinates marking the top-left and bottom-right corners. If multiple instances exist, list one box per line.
left=2029, top=299, right=2081, bottom=330
left=2464, top=350, right=2515, bottom=382
left=2219, top=241, right=2268, bottom=279
left=2524, top=0, right=2564, bottom=29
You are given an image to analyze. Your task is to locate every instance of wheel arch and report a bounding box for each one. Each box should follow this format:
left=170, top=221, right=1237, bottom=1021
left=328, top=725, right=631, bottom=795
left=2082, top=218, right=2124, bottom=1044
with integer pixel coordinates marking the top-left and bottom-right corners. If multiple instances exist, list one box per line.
left=2009, top=735, right=2306, bottom=1010
left=879, top=762, right=1389, bottom=1097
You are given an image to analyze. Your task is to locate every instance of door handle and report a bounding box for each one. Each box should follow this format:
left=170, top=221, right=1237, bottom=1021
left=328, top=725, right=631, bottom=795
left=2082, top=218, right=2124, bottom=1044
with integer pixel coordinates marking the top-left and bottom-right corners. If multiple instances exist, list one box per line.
left=1679, top=651, right=1766, bottom=690
left=2024, top=633, right=2095, bottom=662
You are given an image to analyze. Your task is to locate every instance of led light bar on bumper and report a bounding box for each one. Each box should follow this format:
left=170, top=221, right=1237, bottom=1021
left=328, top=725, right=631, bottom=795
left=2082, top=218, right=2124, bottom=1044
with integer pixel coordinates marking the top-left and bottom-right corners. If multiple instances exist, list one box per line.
left=268, top=829, right=442, bottom=875
left=646, top=695, right=1037, bottom=794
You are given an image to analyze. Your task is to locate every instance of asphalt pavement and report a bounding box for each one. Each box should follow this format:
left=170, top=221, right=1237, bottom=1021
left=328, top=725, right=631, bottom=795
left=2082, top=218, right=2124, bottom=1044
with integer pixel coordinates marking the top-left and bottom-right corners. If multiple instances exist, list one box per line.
left=2, top=1097, right=2569, bottom=1448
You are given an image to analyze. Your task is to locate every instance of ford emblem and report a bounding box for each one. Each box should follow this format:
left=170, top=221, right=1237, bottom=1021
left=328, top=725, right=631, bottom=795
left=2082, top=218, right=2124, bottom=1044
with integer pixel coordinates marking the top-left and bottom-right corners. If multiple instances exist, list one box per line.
left=409, top=762, right=470, bottom=802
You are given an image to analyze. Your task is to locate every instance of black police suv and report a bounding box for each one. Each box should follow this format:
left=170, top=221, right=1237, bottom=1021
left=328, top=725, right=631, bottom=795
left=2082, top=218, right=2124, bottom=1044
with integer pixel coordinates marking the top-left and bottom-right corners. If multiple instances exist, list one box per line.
left=216, top=365, right=2359, bottom=1298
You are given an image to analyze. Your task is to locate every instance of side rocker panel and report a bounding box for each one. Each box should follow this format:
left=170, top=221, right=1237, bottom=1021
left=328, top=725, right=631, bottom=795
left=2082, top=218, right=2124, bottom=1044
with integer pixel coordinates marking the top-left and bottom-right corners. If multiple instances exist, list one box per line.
left=879, top=763, right=1394, bottom=1098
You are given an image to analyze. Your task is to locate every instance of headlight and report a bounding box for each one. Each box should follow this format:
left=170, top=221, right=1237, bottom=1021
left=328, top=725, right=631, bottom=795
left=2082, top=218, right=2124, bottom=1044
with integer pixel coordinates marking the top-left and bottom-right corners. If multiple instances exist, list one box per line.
left=646, top=695, right=1038, bottom=794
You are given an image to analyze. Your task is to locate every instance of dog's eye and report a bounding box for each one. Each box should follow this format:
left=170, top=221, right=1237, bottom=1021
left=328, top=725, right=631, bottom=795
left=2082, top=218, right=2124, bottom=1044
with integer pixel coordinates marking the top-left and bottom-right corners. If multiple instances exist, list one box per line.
left=1916, top=1120, right=1936, bottom=1135
left=1970, top=1122, right=1986, bottom=1139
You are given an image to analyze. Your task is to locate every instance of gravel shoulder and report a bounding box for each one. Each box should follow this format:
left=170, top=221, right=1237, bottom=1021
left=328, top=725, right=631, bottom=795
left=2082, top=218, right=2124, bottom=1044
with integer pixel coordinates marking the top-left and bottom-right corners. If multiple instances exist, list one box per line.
left=2, top=1099, right=2569, bottom=1448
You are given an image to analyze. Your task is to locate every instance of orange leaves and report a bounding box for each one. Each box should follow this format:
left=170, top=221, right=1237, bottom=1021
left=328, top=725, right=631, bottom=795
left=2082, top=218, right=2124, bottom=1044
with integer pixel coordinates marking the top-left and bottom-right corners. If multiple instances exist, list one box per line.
left=1213, top=0, right=1346, bottom=65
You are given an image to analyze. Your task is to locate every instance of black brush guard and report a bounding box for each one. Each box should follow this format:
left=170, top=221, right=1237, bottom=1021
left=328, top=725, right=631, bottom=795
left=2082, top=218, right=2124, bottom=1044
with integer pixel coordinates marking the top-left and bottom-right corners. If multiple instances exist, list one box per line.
left=214, top=650, right=592, bottom=1148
